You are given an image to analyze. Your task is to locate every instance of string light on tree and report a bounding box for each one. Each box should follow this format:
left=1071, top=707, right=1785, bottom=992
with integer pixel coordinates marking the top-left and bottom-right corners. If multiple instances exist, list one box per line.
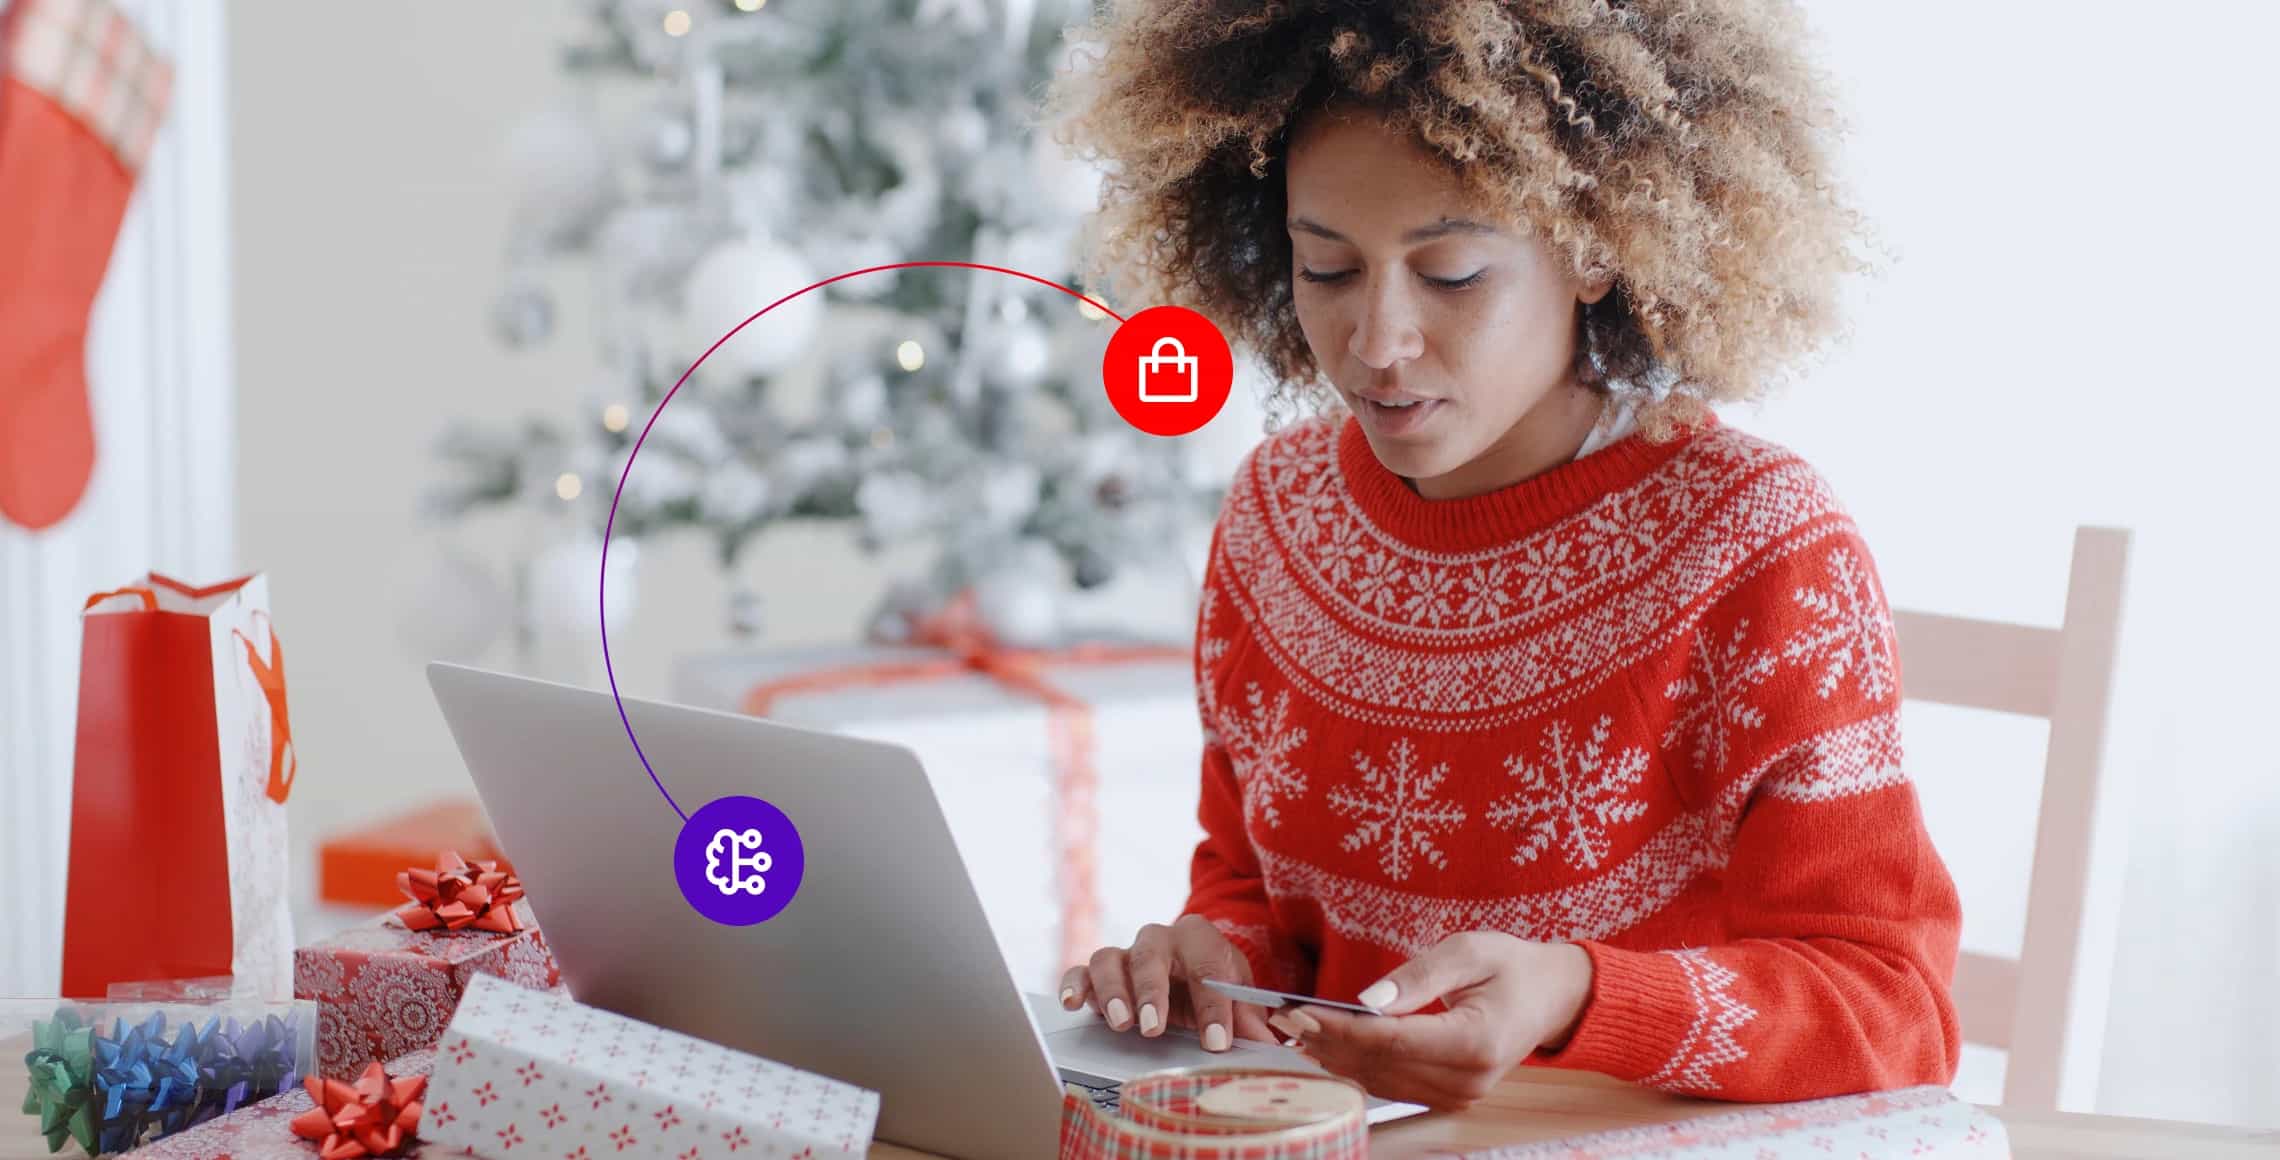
left=734, top=0, right=766, bottom=9
left=662, top=9, right=691, bottom=37
left=1077, top=297, right=1109, bottom=322
left=556, top=474, right=583, bottom=501
left=895, top=340, right=925, bottom=372
left=602, top=404, right=631, bottom=433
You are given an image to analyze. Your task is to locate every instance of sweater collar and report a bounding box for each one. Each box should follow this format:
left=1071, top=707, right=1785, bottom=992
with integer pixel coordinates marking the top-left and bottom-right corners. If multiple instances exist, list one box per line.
left=1333, top=410, right=1711, bottom=555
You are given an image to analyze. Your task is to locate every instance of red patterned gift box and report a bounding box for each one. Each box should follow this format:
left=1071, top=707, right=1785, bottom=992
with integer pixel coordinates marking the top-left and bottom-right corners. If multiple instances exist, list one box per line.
left=294, top=901, right=560, bottom=1082
left=116, top=1049, right=437, bottom=1160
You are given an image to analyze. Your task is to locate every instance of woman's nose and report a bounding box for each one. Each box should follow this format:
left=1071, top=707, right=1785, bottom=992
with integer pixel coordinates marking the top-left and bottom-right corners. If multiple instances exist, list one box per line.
left=1348, top=279, right=1425, bottom=370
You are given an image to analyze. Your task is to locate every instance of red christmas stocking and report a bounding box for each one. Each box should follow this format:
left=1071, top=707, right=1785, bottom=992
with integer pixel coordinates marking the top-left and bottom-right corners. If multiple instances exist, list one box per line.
left=0, top=0, right=171, bottom=530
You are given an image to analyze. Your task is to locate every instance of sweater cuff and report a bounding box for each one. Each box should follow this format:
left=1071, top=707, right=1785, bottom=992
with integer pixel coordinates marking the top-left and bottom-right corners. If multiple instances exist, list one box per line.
left=1532, top=941, right=1700, bottom=1084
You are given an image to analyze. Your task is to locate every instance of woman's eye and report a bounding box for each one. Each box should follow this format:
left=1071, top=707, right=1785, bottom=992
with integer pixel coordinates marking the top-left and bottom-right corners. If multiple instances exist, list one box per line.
left=1422, top=270, right=1486, bottom=290
left=1297, top=267, right=1355, bottom=285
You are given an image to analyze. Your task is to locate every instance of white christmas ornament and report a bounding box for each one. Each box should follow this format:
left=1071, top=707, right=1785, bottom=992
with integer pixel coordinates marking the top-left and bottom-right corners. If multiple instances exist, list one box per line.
left=984, top=318, right=1053, bottom=391
left=973, top=540, right=1066, bottom=647
left=506, top=106, right=618, bottom=249
left=526, top=534, right=640, bottom=634
left=680, top=237, right=824, bottom=379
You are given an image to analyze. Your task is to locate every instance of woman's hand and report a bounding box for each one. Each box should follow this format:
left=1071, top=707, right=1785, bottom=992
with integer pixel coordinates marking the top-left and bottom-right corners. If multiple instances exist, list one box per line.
left=1268, top=932, right=1593, bottom=1110
left=1059, top=914, right=1277, bottom=1051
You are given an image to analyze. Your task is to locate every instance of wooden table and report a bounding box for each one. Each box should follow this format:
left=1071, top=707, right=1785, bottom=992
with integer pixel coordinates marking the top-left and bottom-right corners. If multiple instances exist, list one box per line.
left=859, top=1066, right=2279, bottom=1159
left=6, top=1053, right=2270, bottom=1158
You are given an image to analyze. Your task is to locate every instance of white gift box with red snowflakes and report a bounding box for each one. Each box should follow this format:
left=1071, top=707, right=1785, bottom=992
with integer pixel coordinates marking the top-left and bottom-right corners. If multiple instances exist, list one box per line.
left=422, top=975, right=878, bottom=1159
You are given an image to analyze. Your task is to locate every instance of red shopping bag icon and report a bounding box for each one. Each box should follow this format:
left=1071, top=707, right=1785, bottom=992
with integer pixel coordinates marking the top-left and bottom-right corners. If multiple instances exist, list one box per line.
left=1102, top=306, right=1231, bottom=437
left=1137, top=337, right=1198, bottom=403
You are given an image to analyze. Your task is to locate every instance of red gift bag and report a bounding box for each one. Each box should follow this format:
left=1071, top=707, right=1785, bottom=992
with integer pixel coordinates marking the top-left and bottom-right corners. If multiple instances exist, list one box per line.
left=61, top=572, right=297, bottom=998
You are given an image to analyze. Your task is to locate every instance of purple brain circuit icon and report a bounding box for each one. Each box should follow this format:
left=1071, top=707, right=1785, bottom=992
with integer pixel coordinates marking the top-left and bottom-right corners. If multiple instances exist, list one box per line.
left=675, top=796, right=804, bottom=926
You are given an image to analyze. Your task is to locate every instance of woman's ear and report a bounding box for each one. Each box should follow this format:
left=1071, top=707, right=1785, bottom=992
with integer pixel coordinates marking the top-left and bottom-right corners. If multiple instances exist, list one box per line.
left=1578, top=276, right=1615, bottom=306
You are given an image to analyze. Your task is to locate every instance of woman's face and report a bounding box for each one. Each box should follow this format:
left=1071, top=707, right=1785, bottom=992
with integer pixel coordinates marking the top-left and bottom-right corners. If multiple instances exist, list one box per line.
left=1285, top=109, right=1610, bottom=497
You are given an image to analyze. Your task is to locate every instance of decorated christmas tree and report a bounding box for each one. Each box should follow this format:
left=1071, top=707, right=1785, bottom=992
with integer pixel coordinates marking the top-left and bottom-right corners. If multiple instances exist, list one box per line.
left=423, top=0, right=1227, bottom=644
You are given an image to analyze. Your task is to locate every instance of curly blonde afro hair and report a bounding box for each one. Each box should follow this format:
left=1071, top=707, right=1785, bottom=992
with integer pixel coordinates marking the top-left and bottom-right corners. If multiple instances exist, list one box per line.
left=1045, top=0, right=1868, bottom=436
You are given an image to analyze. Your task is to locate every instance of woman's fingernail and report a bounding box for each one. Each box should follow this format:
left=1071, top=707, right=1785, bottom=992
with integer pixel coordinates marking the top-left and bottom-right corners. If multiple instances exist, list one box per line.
left=1061, top=987, right=1079, bottom=1009
left=1357, top=980, right=1398, bottom=1011
left=1267, top=1013, right=1295, bottom=1038
left=1287, top=1008, right=1322, bottom=1035
left=1106, top=997, right=1130, bottom=1028
left=1281, top=1035, right=1303, bottom=1049
left=1204, top=1023, right=1230, bottom=1052
left=1139, top=1003, right=1162, bottom=1034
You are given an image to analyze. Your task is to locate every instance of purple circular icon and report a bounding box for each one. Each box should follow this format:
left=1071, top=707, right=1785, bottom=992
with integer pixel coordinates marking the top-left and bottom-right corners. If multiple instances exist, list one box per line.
left=674, top=795, right=805, bottom=926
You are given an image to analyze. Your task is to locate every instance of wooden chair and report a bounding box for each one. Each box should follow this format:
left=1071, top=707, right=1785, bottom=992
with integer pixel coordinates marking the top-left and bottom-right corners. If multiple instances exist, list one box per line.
left=1889, top=526, right=2131, bottom=1112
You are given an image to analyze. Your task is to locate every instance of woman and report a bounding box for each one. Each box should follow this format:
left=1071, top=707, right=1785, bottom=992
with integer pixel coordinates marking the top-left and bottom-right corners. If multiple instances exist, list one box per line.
left=1049, top=0, right=1960, bottom=1110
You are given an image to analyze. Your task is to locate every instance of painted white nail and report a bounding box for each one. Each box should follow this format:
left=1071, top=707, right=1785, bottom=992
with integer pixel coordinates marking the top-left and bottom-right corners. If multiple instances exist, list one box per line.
left=1061, top=987, right=1079, bottom=1009
left=1106, top=997, right=1130, bottom=1028
left=1139, top=1003, right=1162, bottom=1034
left=1357, top=979, right=1398, bottom=1011
left=1204, top=1023, right=1231, bottom=1052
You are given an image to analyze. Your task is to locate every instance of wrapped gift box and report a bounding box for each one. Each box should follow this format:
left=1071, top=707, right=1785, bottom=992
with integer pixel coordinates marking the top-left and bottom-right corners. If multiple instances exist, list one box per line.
left=673, top=642, right=1204, bottom=993
left=1461, top=1084, right=2009, bottom=1158
left=423, top=975, right=878, bottom=1159
left=318, top=800, right=512, bottom=909
left=114, top=1049, right=436, bottom=1160
left=294, top=903, right=560, bottom=1081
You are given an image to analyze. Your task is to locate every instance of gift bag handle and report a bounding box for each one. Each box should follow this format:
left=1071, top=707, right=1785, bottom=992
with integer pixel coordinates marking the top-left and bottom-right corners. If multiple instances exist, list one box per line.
left=82, top=586, right=158, bottom=613
left=231, top=620, right=297, bottom=804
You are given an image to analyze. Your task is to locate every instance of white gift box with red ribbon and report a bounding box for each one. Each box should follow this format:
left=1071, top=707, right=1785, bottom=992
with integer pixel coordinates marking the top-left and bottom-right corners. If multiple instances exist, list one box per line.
left=673, top=642, right=1205, bottom=994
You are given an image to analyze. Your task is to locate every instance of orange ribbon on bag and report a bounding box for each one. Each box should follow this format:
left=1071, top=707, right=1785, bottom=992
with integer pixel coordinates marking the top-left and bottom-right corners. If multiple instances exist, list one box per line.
left=231, top=611, right=297, bottom=804
left=741, top=592, right=1183, bottom=976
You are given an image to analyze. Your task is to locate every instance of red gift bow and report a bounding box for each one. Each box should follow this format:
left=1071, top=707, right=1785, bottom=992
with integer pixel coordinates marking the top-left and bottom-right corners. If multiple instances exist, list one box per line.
left=741, top=591, right=1184, bottom=978
left=394, top=850, right=527, bottom=934
left=289, top=1062, right=427, bottom=1160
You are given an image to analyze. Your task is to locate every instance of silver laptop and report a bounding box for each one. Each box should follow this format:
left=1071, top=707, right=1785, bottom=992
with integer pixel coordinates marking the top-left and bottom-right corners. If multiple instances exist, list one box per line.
left=425, top=663, right=1425, bottom=1160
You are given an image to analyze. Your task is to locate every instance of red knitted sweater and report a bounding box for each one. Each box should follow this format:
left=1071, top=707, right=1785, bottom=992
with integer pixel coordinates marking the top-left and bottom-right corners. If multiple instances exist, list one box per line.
left=1180, top=413, right=1962, bottom=1102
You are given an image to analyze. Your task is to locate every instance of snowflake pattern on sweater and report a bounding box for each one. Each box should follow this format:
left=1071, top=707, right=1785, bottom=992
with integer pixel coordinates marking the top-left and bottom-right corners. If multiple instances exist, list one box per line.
left=1180, top=414, right=1962, bottom=1102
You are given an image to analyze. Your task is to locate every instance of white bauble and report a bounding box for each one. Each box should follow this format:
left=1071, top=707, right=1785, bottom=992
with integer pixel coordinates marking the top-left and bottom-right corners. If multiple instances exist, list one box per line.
left=856, top=471, right=934, bottom=540
left=597, top=204, right=703, bottom=302
left=636, top=102, right=695, bottom=173
left=679, top=238, right=823, bottom=379
left=394, top=548, right=509, bottom=661
left=984, top=319, right=1053, bottom=391
left=938, top=101, right=991, bottom=164
left=506, top=106, right=617, bottom=248
left=525, top=534, right=640, bottom=635
left=701, top=461, right=774, bottom=525
left=977, top=461, right=1043, bottom=530
left=839, top=373, right=889, bottom=431
left=973, top=541, right=1067, bottom=648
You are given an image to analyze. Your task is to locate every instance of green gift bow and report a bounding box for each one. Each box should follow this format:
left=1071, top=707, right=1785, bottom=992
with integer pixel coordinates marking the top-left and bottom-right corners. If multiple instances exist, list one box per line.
left=21, top=1011, right=98, bottom=1155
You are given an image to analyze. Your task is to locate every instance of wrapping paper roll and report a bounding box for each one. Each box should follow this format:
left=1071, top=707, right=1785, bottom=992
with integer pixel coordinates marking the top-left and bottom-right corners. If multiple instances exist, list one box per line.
left=1060, top=1067, right=1369, bottom=1160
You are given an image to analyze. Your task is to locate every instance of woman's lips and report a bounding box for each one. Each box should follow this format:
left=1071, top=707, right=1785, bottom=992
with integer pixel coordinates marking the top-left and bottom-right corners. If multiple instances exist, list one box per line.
left=1355, top=394, right=1444, bottom=436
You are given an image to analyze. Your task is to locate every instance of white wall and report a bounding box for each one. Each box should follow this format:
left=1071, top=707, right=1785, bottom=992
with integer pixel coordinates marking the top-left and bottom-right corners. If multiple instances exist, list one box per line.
left=220, top=0, right=2280, bottom=1130
left=1742, top=1, right=2280, bottom=1128
left=0, top=0, right=235, bottom=996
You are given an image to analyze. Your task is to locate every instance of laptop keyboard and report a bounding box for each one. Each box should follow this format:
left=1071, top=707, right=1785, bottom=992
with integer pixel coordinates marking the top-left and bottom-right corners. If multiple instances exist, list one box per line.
left=1058, top=1068, right=1122, bottom=1114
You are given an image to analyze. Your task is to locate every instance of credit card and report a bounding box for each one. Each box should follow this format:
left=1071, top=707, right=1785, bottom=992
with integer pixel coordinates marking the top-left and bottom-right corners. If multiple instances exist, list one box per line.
left=1201, top=978, right=1384, bottom=1015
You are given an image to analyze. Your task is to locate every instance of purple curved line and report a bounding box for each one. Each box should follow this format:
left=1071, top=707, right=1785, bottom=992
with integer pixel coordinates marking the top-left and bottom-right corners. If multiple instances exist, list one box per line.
left=601, top=261, right=1129, bottom=821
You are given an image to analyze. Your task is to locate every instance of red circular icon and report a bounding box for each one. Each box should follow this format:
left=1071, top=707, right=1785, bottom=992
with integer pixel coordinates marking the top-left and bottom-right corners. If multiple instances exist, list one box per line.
left=1102, top=305, right=1233, bottom=437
